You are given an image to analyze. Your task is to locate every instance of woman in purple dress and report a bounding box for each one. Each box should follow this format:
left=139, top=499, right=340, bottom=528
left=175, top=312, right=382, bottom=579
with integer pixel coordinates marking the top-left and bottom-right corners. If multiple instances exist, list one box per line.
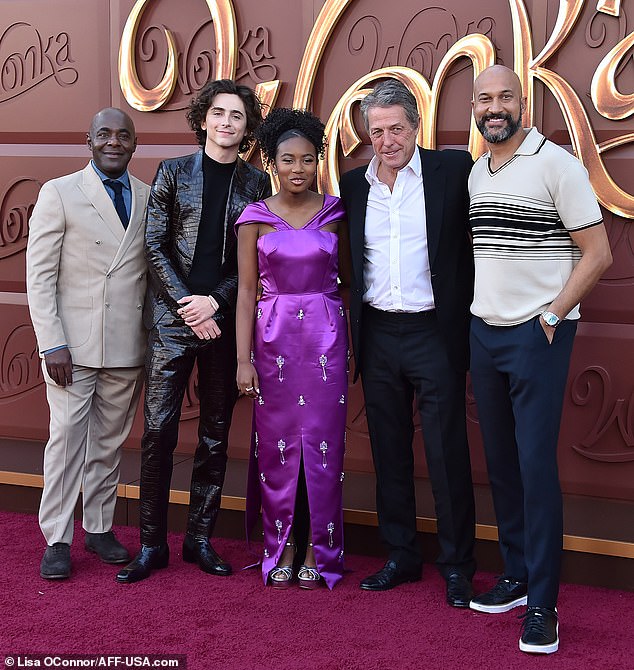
left=235, top=109, right=349, bottom=589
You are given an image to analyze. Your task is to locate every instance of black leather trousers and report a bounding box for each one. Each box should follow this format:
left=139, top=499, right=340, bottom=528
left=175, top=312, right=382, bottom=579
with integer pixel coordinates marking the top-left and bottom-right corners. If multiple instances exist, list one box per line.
left=139, top=313, right=238, bottom=546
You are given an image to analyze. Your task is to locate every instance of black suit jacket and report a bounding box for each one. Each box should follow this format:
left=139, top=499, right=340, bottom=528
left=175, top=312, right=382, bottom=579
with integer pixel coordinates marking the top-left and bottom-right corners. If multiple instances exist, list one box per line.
left=144, top=150, right=271, bottom=329
left=339, top=146, right=474, bottom=379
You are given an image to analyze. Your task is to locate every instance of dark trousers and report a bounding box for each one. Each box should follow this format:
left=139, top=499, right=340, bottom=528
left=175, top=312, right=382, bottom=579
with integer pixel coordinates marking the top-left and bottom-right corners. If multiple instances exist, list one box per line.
left=360, top=306, right=476, bottom=578
left=470, top=315, right=577, bottom=608
left=140, top=314, right=238, bottom=546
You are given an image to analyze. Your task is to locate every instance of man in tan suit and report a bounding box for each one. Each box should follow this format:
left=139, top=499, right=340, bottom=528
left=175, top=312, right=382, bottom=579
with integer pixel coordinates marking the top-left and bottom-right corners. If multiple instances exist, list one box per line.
left=26, top=108, right=150, bottom=579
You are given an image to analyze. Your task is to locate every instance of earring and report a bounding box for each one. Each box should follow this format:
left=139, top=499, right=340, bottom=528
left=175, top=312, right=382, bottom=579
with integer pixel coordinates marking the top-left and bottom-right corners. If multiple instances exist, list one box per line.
left=272, top=167, right=278, bottom=176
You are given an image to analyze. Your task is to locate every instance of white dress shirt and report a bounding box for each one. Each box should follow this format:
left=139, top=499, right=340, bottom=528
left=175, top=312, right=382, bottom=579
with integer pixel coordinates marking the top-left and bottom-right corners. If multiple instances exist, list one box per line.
left=363, top=148, right=434, bottom=312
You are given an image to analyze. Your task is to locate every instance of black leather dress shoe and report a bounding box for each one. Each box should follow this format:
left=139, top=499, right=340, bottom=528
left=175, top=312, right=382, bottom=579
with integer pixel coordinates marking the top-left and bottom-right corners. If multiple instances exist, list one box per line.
left=182, top=534, right=232, bottom=576
left=360, top=560, right=421, bottom=591
left=115, top=544, right=169, bottom=584
left=85, top=531, right=129, bottom=564
left=446, top=571, right=474, bottom=608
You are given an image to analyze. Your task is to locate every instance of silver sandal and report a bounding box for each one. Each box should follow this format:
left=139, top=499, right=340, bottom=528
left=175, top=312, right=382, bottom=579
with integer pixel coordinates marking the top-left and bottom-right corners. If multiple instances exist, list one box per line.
left=298, top=543, right=321, bottom=589
left=269, top=542, right=295, bottom=588
left=298, top=565, right=321, bottom=589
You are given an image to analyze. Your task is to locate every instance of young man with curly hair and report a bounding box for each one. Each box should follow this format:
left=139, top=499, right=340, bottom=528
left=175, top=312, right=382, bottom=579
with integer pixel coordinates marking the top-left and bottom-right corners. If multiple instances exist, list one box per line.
left=117, top=79, right=271, bottom=584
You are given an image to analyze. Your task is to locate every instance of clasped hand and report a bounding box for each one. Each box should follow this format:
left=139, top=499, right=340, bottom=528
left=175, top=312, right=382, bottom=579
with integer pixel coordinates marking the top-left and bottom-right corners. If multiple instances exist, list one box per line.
left=177, top=294, right=221, bottom=340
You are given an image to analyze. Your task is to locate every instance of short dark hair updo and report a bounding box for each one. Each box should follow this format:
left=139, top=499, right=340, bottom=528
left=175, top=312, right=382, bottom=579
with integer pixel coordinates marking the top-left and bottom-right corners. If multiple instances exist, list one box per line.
left=186, top=79, right=264, bottom=152
left=256, top=108, right=326, bottom=167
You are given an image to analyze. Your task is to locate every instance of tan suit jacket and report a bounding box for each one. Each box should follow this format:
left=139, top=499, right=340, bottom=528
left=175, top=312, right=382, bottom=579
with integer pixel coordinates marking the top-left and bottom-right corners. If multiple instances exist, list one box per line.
left=27, top=163, right=150, bottom=367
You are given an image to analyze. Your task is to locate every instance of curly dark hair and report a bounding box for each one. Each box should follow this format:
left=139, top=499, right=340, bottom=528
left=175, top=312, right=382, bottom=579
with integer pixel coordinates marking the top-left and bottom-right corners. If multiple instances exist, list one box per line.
left=255, top=108, right=326, bottom=166
left=186, top=79, right=264, bottom=152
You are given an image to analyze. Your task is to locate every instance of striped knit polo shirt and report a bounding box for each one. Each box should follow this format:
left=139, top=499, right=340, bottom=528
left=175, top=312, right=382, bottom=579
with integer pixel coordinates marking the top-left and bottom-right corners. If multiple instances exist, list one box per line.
left=468, top=127, right=603, bottom=326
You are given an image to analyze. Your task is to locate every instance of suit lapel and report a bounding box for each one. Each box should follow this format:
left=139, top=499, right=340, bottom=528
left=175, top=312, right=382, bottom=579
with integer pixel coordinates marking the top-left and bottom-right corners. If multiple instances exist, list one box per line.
left=421, top=147, right=444, bottom=267
left=348, top=172, right=370, bottom=288
left=184, top=151, right=204, bottom=258
left=109, top=177, right=145, bottom=271
left=79, top=164, right=125, bottom=244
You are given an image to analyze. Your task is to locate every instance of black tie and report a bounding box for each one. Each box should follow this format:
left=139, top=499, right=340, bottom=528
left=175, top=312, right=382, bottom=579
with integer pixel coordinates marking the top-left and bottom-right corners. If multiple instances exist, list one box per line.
left=104, top=179, right=129, bottom=229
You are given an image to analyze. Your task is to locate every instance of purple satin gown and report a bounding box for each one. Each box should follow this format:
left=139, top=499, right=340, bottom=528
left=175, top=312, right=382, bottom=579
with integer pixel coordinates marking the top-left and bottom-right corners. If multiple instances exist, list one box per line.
left=235, top=194, right=348, bottom=589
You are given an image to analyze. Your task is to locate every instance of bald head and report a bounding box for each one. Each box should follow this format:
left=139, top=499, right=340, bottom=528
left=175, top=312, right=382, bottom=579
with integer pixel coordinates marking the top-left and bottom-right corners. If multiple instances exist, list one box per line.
left=472, top=65, right=525, bottom=145
left=473, top=65, right=522, bottom=100
left=89, top=107, right=134, bottom=135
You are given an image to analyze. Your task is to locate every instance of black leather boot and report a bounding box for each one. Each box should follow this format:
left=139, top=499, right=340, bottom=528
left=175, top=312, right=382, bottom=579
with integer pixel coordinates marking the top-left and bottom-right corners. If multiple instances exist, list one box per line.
left=116, top=544, right=169, bottom=584
left=182, top=534, right=231, bottom=576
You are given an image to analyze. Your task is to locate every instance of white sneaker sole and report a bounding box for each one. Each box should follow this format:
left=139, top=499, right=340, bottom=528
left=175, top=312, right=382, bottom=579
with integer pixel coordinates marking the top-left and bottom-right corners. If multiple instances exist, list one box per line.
left=519, top=623, right=559, bottom=654
left=469, top=594, right=528, bottom=613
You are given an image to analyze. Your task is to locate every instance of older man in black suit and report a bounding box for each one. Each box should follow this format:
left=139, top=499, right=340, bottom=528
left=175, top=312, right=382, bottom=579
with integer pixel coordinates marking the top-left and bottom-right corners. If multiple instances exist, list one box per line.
left=339, top=79, right=476, bottom=606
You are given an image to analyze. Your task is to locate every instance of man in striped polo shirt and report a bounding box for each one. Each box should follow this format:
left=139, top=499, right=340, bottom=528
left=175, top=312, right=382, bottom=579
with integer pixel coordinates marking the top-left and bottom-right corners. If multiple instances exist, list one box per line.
left=467, top=65, right=612, bottom=654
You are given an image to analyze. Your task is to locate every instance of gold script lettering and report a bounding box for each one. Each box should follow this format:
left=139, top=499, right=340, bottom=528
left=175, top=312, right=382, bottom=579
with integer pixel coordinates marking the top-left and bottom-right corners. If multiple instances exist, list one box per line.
left=591, top=31, right=634, bottom=120
left=596, top=0, right=621, bottom=16
left=119, top=0, right=238, bottom=112
left=116, top=0, right=634, bottom=219
left=119, top=0, right=178, bottom=112
left=294, top=2, right=495, bottom=194
left=508, top=0, right=634, bottom=218
left=318, top=34, right=495, bottom=196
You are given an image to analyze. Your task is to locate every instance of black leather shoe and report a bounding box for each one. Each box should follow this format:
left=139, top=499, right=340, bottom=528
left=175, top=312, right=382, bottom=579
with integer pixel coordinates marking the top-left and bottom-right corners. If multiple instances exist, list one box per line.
left=182, top=534, right=232, bottom=576
left=359, top=560, right=421, bottom=591
left=40, top=543, right=71, bottom=579
left=85, top=531, right=129, bottom=564
left=116, top=544, right=169, bottom=583
left=446, top=572, right=473, bottom=608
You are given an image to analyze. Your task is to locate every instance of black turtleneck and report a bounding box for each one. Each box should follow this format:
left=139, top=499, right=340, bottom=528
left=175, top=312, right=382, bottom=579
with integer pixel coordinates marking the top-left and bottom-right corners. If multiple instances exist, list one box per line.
left=187, top=153, right=236, bottom=296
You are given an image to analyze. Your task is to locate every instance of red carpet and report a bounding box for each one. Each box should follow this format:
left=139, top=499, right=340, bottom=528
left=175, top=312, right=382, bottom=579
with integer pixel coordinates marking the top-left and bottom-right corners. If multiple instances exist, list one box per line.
left=0, top=510, right=632, bottom=670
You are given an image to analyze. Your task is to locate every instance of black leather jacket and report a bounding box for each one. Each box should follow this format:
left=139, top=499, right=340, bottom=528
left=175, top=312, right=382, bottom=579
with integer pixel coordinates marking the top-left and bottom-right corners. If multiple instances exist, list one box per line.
left=144, top=150, right=271, bottom=328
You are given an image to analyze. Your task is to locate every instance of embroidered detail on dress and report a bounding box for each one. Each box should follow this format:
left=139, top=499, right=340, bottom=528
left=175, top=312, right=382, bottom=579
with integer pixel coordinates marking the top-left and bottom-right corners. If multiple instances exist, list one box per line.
left=264, top=548, right=269, bottom=558
left=297, top=309, right=304, bottom=320
left=275, top=519, right=283, bottom=544
left=276, top=355, right=285, bottom=382
left=327, top=522, right=335, bottom=548
left=257, top=308, right=263, bottom=319
left=320, top=441, right=328, bottom=469
left=260, top=472, right=266, bottom=483
left=340, top=471, right=345, bottom=482
left=278, top=439, right=286, bottom=465
left=298, top=395, right=305, bottom=406
left=339, top=306, right=345, bottom=317
left=254, top=432, right=259, bottom=459
left=319, top=354, right=327, bottom=381
left=339, top=395, right=345, bottom=404
left=258, top=395, right=264, bottom=405
left=339, top=550, right=344, bottom=561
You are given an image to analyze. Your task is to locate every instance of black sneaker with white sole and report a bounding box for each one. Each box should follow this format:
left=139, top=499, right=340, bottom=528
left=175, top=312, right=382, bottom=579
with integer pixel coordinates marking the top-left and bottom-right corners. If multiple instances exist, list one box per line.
left=519, top=606, right=559, bottom=654
left=469, top=576, right=528, bottom=613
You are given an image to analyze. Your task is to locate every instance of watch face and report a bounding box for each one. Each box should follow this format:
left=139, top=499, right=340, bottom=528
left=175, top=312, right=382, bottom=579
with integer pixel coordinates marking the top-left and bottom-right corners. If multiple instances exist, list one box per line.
left=543, top=312, right=559, bottom=326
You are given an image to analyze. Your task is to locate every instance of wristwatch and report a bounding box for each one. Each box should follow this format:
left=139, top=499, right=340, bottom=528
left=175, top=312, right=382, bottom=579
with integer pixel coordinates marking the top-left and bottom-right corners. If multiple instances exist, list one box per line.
left=541, top=311, right=561, bottom=328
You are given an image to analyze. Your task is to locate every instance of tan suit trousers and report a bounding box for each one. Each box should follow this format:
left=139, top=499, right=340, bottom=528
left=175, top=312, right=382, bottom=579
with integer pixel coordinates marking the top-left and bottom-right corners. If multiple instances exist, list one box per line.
left=39, top=363, right=143, bottom=545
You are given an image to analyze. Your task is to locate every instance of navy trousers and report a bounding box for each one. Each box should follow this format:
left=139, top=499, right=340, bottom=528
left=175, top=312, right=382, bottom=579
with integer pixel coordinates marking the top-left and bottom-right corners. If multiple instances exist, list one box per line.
left=470, top=315, right=577, bottom=608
